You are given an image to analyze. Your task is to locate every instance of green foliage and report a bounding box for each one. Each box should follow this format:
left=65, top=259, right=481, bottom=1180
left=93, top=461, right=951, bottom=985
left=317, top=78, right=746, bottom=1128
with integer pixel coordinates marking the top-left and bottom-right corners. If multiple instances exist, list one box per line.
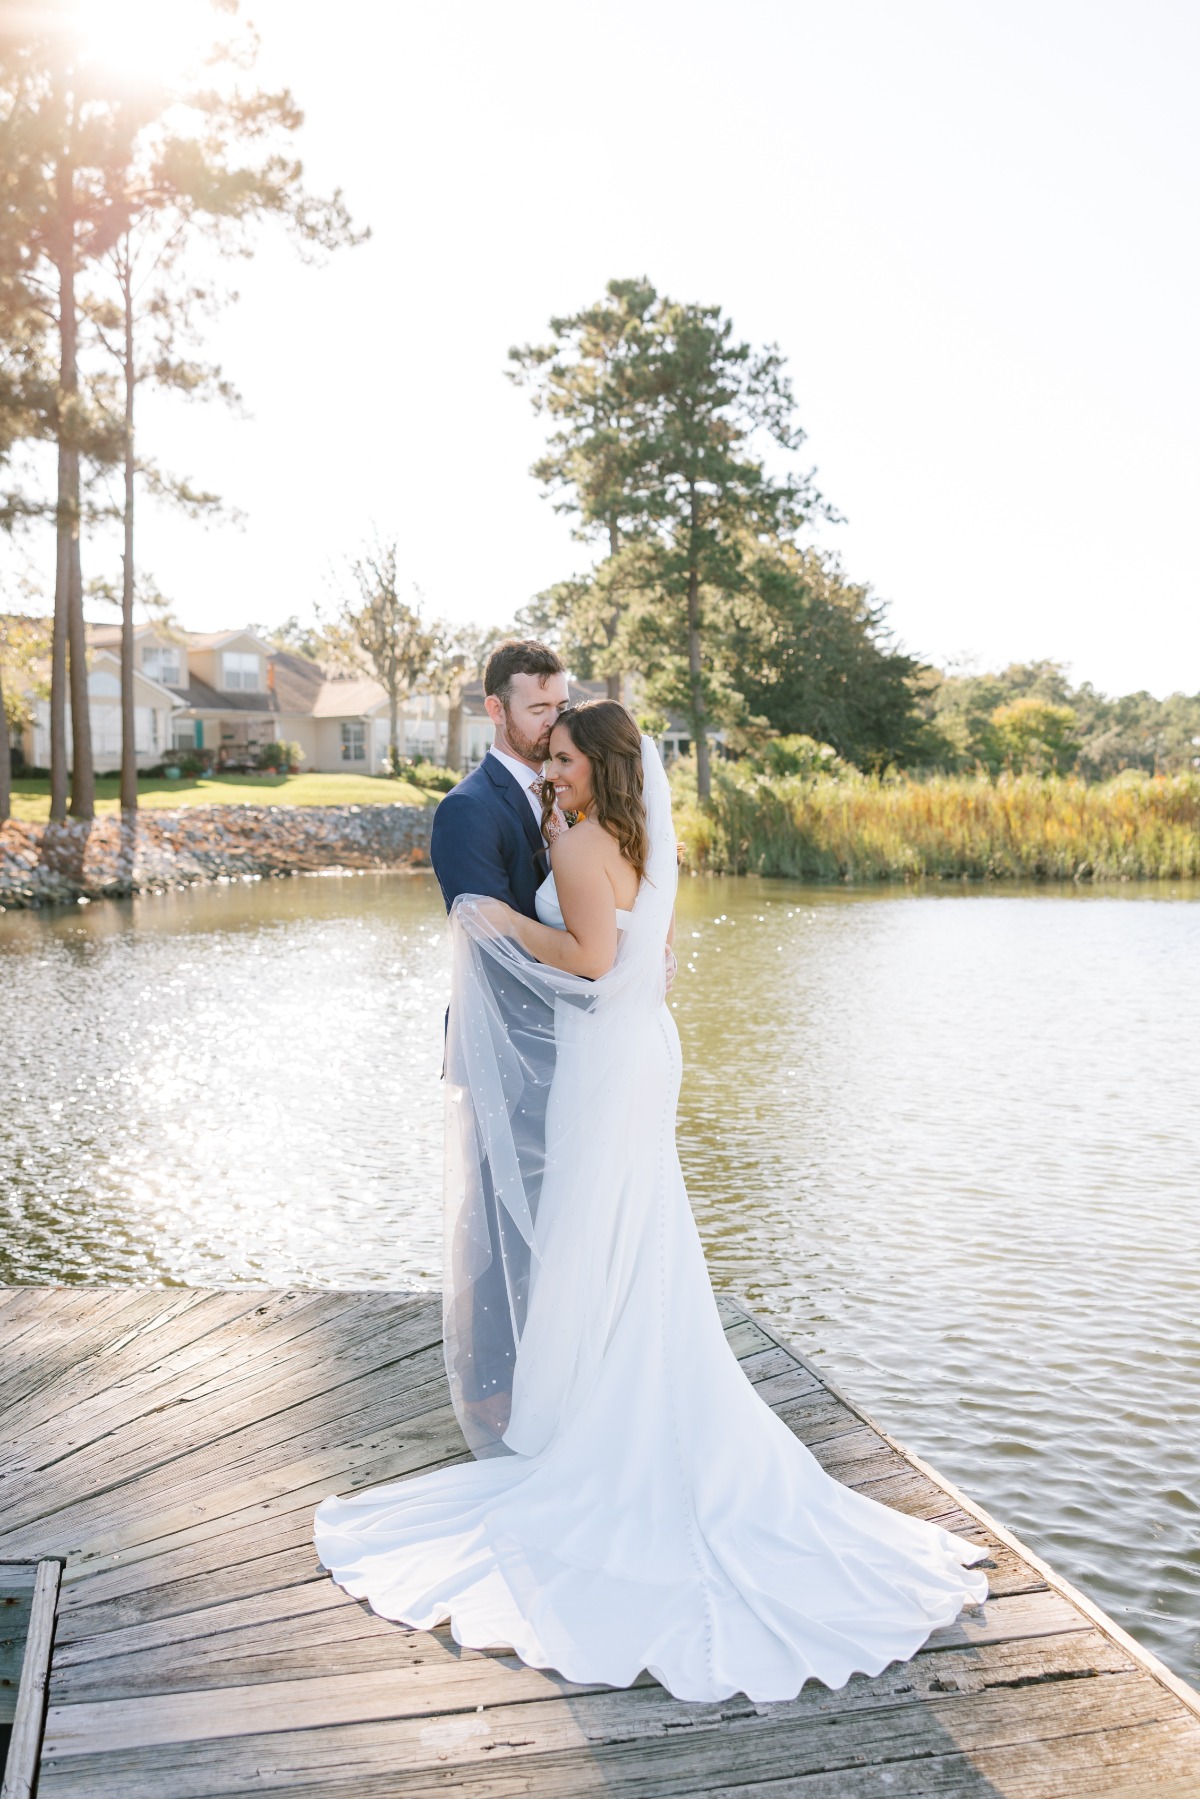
left=0, top=611, right=47, bottom=728
left=509, top=278, right=657, bottom=548
left=1072, top=688, right=1200, bottom=778
left=515, top=282, right=1200, bottom=796
left=984, top=696, right=1077, bottom=774
left=746, top=734, right=846, bottom=779
left=917, top=660, right=1200, bottom=776
left=399, top=757, right=458, bottom=793
left=0, top=0, right=366, bottom=818
left=516, top=561, right=635, bottom=684
left=257, top=740, right=303, bottom=771
left=720, top=542, right=934, bottom=771
left=512, top=278, right=838, bottom=796
left=170, top=748, right=210, bottom=777
left=0, top=608, right=48, bottom=818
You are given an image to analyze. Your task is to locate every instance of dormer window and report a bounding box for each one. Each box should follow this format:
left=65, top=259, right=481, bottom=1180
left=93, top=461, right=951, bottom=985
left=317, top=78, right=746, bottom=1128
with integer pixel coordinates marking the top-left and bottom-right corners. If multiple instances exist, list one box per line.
left=142, top=645, right=181, bottom=685
left=223, top=651, right=261, bottom=691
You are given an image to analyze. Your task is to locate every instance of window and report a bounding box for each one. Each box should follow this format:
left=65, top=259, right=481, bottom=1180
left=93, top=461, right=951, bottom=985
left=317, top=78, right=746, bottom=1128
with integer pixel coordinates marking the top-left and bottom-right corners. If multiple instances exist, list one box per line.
left=222, top=651, right=261, bottom=691
left=89, top=706, right=121, bottom=758
left=142, top=645, right=181, bottom=685
left=172, top=718, right=195, bottom=749
left=341, top=721, right=366, bottom=762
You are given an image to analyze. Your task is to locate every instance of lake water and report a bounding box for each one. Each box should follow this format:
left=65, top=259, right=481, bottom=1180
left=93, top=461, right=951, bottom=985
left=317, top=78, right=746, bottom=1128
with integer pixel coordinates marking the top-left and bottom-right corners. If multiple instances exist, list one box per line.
left=1, top=870, right=1197, bottom=1687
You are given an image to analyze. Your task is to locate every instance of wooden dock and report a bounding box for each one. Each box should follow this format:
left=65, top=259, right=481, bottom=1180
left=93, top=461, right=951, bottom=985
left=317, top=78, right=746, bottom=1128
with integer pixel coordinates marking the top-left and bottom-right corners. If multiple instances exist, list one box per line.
left=0, top=1285, right=1197, bottom=1797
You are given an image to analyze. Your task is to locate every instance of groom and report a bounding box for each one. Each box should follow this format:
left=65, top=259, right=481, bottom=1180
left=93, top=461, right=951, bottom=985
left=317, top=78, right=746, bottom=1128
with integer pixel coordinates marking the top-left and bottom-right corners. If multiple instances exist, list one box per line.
left=430, top=639, right=569, bottom=1436
left=430, top=638, right=569, bottom=916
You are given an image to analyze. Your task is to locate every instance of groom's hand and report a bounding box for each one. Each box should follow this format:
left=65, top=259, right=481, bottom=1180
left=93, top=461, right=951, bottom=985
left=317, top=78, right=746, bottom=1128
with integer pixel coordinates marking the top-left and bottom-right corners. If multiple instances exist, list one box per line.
left=664, top=946, right=678, bottom=992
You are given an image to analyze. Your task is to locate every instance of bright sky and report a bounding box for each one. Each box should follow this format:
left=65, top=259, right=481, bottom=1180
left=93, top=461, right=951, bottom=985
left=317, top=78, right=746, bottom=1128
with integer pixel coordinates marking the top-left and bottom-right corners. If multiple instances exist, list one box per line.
left=87, top=0, right=1200, bottom=695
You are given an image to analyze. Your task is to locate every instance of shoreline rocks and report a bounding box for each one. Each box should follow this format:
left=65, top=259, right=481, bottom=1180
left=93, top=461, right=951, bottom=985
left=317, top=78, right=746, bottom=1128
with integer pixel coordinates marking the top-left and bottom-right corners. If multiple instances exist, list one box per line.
left=0, top=803, right=435, bottom=910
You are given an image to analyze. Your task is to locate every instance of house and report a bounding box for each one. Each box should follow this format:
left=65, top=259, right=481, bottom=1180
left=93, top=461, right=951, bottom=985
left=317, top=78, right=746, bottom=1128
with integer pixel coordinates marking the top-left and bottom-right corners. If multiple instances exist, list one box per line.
left=97, top=622, right=450, bottom=774
left=10, top=623, right=675, bottom=778
left=24, top=641, right=181, bottom=773
left=12, top=622, right=454, bottom=776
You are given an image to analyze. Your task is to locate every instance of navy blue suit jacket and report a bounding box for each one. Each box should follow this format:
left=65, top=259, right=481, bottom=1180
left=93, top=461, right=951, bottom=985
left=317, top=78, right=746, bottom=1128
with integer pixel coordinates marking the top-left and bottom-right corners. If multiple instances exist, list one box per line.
left=429, top=753, right=547, bottom=919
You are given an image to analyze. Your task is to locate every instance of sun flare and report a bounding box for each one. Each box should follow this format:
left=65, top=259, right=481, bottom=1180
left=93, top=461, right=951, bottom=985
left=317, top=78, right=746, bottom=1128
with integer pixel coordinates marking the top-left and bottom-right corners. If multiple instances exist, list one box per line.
left=67, top=0, right=218, bottom=90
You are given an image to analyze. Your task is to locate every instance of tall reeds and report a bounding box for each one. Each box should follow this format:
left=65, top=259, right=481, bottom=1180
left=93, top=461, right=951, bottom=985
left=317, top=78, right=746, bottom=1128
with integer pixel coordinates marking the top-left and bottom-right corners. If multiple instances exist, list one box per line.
left=672, top=766, right=1200, bottom=882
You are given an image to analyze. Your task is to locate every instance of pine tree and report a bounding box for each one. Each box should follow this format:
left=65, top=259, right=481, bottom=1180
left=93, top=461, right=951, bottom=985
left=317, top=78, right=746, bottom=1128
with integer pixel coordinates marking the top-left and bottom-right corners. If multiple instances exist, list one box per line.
left=515, top=281, right=836, bottom=797
left=0, top=1, right=364, bottom=815
left=509, top=280, right=656, bottom=697
left=0, top=9, right=141, bottom=816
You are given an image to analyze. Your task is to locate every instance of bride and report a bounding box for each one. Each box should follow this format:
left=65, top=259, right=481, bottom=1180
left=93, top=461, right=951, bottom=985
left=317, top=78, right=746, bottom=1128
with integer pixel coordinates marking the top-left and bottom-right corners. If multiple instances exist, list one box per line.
left=314, top=699, right=987, bottom=1703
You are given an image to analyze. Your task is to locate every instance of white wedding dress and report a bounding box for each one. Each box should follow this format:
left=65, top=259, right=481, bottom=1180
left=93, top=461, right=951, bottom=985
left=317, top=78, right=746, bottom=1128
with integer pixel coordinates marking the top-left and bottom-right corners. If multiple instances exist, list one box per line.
left=314, top=740, right=987, bottom=1703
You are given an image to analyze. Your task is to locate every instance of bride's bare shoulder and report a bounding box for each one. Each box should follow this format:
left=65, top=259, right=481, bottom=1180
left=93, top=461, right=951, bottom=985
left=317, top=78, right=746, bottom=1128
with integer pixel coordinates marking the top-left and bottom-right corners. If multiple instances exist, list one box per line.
left=551, top=820, right=637, bottom=907
left=549, top=818, right=609, bottom=868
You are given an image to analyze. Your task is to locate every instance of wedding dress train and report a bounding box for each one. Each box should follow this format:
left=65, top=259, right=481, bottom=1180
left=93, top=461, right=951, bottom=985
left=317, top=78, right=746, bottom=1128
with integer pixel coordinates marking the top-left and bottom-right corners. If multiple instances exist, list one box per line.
left=314, top=743, right=987, bottom=1703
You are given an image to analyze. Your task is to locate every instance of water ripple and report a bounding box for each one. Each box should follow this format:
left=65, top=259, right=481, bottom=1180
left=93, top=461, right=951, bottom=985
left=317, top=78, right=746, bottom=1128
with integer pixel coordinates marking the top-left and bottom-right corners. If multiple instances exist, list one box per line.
left=0, top=870, right=1196, bottom=1687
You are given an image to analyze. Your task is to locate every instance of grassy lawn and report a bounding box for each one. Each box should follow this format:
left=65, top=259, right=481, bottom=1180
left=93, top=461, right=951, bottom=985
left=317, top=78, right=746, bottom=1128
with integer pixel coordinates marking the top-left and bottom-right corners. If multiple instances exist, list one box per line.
left=7, top=771, right=439, bottom=823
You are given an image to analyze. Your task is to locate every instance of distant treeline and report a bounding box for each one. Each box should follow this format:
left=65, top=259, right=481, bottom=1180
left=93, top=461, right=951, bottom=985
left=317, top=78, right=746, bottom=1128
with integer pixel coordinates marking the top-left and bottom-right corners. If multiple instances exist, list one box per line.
left=911, top=661, right=1200, bottom=780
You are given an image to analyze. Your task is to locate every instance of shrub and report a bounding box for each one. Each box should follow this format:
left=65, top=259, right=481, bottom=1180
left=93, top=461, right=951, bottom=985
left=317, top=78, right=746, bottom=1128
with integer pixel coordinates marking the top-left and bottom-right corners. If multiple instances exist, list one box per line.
left=746, top=734, right=847, bottom=779
left=258, top=741, right=305, bottom=772
left=381, top=754, right=458, bottom=791
left=408, top=758, right=459, bottom=792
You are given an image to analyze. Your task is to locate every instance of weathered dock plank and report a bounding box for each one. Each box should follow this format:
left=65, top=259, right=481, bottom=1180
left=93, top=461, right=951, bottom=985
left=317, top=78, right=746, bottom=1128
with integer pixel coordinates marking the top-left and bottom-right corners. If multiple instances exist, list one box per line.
left=1, top=1559, right=60, bottom=1799
left=0, top=1286, right=1195, bottom=1797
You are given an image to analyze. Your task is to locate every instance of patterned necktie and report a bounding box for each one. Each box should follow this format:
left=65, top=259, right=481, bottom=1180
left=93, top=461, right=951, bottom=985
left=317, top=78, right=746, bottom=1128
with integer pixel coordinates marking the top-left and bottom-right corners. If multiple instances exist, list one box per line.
left=531, top=777, right=568, bottom=843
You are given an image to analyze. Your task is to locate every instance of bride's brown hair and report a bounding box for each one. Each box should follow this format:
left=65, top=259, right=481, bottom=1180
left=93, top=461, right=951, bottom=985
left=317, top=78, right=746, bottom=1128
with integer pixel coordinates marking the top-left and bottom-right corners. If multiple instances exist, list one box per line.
left=539, top=700, right=650, bottom=884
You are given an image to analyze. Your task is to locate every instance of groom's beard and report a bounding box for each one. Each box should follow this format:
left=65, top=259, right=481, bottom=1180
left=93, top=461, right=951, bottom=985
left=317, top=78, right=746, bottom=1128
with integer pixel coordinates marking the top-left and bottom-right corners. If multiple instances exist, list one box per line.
left=502, top=710, right=552, bottom=765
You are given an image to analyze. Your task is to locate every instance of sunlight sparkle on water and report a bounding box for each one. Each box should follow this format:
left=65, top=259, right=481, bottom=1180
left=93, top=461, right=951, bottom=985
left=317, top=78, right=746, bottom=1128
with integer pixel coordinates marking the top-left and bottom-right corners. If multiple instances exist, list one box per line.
left=1, top=871, right=1197, bottom=1687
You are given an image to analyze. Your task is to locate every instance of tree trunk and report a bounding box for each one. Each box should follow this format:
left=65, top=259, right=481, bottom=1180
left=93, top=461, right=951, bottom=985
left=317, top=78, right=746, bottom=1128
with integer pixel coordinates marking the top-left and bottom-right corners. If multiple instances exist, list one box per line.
left=67, top=504, right=92, bottom=817
left=605, top=517, right=622, bottom=699
left=0, top=656, right=10, bottom=823
left=55, top=146, right=93, bottom=820
left=687, top=482, right=710, bottom=800
left=50, top=490, right=68, bottom=817
left=388, top=689, right=399, bottom=776
left=446, top=685, right=464, bottom=772
left=119, top=246, right=137, bottom=813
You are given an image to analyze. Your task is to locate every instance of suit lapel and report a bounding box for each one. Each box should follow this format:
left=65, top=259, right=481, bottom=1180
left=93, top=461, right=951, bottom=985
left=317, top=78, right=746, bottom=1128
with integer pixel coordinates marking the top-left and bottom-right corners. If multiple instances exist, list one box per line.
left=484, top=754, right=546, bottom=863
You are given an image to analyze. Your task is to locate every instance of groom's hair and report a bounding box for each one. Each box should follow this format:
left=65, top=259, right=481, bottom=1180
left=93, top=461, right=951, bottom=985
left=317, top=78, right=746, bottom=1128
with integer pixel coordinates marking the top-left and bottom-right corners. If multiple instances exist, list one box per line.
left=484, top=639, right=564, bottom=708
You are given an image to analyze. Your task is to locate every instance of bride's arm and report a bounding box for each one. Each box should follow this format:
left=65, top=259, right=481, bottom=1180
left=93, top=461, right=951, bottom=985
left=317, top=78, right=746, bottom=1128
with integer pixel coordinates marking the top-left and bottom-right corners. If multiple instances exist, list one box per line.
left=500, top=830, right=619, bottom=979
